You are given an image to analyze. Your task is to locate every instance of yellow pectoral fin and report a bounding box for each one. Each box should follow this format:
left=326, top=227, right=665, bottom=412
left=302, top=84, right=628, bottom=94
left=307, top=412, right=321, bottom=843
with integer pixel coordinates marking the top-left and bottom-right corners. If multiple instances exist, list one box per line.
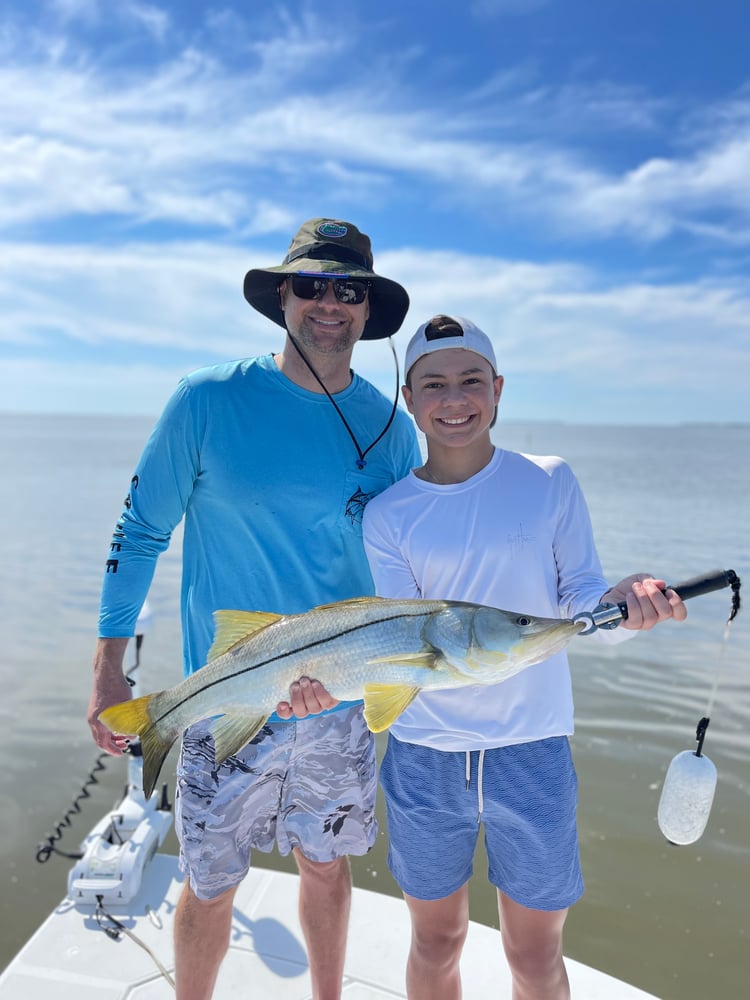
left=366, top=650, right=439, bottom=670
left=362, top=684, right=421, bottom=733
left=208, top=713, right=270, bottom=764
left=208, top=610, right=282, bottom=661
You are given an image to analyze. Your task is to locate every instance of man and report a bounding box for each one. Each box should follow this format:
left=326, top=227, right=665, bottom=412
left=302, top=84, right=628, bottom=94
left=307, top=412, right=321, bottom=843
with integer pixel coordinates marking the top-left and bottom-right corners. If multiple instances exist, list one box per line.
left=87, top=219, right=420, bottom=1000
left=363, top=314, right=687, bottom=999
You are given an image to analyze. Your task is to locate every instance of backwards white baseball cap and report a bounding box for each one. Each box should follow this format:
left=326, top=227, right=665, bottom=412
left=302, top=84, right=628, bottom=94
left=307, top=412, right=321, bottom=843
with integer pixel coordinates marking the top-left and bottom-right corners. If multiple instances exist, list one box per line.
left=404, top=315, right=497, bottom=379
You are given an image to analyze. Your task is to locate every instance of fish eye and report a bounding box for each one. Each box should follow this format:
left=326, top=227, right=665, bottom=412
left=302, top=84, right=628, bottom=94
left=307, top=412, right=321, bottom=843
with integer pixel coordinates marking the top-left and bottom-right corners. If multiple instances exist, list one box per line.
left=515, top=616, right=532, bottom=626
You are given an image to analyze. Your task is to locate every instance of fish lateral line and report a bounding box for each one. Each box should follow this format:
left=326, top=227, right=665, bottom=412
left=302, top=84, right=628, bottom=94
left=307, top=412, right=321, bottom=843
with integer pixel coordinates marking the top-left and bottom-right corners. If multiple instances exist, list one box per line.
left=151, top=607, right=438, bottom=727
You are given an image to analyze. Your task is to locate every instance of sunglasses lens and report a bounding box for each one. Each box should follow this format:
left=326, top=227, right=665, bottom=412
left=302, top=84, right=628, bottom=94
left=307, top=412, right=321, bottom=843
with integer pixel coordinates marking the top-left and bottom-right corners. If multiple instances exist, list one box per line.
left=334, top=279, right=369, bottom=304
left=291, top=275, right=325, bottom=300
left=291, top=275, right=370, bottom=304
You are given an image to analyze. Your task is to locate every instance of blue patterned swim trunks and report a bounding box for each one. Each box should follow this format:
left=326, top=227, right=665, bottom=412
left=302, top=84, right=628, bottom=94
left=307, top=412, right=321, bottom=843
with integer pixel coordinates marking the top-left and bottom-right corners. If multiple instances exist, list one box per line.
left=380, top=734, right=583, bottom=910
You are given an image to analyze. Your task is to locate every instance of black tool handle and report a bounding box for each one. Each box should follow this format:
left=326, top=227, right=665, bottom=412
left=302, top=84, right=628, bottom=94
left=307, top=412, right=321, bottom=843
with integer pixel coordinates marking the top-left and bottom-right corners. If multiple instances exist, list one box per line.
left=618, top=568, right=738, bottom=618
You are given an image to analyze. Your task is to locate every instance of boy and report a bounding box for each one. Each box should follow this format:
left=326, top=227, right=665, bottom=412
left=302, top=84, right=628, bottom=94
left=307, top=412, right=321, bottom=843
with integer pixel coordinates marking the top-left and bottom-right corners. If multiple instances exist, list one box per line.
left=362, top=314, right=686, bottom=1000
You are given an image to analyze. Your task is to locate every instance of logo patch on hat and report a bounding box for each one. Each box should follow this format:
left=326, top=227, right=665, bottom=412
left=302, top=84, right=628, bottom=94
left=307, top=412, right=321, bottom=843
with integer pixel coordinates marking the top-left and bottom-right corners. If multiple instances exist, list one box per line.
left=317, top=222, right=348, bottom=239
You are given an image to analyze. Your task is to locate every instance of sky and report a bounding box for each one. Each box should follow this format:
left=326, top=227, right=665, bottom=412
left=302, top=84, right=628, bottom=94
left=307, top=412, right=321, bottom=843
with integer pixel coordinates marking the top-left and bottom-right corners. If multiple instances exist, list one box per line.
left=1, top=0, right=749, bottom=424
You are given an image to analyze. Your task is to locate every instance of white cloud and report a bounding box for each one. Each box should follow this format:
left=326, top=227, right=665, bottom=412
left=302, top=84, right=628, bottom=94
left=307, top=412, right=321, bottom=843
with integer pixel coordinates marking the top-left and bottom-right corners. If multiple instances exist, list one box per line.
left=126, top=2, right=170, bottom=41
left=48, top=0, right=100, bottom=23
left=1, top=240, right=747, bottom=422
left=247, top=6, right=350, bottom=81
left=1, top=9, right=749, bottom=247
left=555, top=132, right=750, bottom=242
left=393, top=247, right=749, bottom=391
left=0, top=240, right=265, bottom=354
left=0, top=3, right=747, bottom=425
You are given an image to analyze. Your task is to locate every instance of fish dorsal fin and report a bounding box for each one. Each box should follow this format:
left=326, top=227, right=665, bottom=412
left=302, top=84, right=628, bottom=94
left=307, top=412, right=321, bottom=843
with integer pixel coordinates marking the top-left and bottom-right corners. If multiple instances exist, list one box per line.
left=362, top=684, right=421, bottom=733
left=208, top=713, right=270, bottom=764
left=312, top=596, right=383, bottom=612
left=208, top=610, right=282, bottom=661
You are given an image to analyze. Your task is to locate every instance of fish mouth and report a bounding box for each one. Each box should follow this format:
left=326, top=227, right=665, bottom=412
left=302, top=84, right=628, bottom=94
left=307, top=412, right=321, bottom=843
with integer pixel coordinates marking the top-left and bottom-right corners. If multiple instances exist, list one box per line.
left=540, top=619, right=587, bottom=641
left=513, top=619, right=586, bottom=658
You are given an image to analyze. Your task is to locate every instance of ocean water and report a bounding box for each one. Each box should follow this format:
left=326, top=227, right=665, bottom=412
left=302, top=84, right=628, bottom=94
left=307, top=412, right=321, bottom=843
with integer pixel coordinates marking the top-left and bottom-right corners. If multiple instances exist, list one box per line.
left=0, top=412, right=748, bottom=998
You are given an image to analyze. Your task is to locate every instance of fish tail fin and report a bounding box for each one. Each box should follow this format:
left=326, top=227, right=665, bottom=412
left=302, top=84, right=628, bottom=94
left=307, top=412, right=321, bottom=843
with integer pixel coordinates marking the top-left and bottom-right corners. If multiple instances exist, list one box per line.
left=138, top=724, right=175, bottom=801
left=99, top=694, right=175, bottom=800
left=99, top=694, right=153, bottom=738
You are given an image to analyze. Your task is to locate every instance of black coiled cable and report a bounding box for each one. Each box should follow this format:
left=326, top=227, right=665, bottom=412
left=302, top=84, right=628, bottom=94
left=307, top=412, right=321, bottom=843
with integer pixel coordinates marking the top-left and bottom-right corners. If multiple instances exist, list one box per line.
left=35, top=752, right=115, bottom=863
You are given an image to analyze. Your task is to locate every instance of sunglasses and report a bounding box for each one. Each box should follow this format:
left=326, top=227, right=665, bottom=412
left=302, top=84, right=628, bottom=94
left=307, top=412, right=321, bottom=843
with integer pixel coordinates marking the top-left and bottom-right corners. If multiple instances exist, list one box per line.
left=290, top=273, right=371, bottom=305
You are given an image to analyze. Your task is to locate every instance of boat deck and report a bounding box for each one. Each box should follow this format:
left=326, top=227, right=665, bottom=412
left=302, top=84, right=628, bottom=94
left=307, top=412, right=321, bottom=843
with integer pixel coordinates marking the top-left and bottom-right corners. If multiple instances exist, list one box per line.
left=0, top=855, right=659, bottom=999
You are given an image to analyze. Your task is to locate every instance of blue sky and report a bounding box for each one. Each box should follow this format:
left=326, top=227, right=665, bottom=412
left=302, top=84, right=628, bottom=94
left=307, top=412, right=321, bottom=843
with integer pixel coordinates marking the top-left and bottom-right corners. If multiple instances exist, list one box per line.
left=1, top=0, right=749, bottom=423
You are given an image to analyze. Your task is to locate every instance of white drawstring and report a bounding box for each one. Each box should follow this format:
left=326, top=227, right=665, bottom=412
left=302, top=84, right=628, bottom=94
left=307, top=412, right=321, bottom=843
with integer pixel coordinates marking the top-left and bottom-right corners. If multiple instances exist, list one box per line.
left=476, top=749, right=485, bottom=821
left=464, top=749, right=486, bottom=822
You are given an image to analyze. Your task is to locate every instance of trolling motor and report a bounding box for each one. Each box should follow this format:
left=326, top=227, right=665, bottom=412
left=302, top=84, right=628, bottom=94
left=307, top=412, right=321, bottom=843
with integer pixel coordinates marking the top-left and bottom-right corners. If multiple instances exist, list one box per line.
left=66, top=757, right=172, bottom=906
left=66, top=602, right=174, bottom=906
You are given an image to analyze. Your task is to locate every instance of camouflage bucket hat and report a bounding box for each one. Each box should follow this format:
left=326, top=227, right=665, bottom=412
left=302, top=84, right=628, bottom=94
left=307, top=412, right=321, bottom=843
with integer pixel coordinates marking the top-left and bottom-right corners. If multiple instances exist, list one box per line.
left=243, top=218, right=410, bottom=341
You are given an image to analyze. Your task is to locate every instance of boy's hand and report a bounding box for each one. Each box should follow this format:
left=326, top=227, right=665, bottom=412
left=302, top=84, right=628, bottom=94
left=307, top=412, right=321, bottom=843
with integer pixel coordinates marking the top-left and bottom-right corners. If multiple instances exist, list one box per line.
left=601, top=574, right=688, bottom=631
left=276, top=677, right=340, bottom=719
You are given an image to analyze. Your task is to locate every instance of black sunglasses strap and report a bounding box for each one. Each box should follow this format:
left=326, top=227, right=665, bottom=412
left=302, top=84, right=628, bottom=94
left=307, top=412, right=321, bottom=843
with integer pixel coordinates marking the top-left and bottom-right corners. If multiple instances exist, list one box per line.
left=287, top=334, right=400, bottom=470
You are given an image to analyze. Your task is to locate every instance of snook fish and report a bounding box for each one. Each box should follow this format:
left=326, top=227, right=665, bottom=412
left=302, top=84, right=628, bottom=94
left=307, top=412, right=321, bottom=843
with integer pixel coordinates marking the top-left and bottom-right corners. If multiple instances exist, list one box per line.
left=100, top=596, right=586, bottom=798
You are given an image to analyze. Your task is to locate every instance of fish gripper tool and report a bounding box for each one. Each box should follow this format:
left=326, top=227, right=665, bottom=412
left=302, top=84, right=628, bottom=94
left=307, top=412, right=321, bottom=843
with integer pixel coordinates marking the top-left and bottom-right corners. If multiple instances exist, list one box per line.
left=575, top=567, right=740, bottom=634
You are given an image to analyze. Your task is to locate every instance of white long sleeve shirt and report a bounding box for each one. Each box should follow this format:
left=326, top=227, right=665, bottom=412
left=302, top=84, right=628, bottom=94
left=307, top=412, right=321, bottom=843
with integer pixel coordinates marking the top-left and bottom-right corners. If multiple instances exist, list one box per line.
left=363, top=448, right=628, bottom=750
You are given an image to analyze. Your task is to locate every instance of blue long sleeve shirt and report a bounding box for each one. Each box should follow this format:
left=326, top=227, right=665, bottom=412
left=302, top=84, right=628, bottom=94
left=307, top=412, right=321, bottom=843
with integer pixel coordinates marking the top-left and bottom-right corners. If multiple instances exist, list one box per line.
left=99, top=354, right=420, bottom=716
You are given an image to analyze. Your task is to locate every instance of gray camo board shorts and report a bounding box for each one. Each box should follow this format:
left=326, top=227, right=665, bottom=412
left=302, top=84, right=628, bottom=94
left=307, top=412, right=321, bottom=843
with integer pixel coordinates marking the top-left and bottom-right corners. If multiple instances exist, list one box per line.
left=175, top=704, right=377, bottom=900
